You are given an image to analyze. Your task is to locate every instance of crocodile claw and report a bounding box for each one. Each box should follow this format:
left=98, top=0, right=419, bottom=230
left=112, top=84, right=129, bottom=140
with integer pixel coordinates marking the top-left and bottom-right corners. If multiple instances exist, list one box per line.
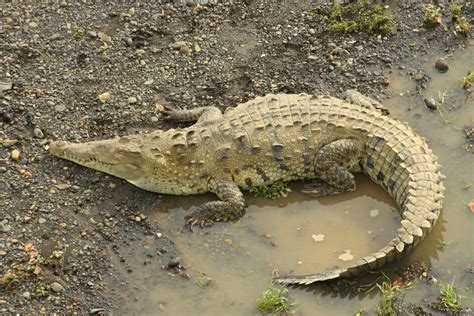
left=185, top=214, right=214, bottom=232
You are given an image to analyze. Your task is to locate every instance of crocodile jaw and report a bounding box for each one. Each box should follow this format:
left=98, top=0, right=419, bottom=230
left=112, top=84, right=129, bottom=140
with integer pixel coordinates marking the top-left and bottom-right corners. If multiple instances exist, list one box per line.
left=49, top=139, right=144, bottom=181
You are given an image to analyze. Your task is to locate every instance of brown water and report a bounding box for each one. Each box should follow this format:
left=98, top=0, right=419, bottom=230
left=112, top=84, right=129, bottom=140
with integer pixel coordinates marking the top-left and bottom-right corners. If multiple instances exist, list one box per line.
left=118, top=44, right=473, bottom=315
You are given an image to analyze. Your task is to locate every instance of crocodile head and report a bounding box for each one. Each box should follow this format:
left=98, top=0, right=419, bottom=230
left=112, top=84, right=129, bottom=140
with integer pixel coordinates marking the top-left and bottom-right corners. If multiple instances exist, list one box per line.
left=49, top=136, right=158, bottom=184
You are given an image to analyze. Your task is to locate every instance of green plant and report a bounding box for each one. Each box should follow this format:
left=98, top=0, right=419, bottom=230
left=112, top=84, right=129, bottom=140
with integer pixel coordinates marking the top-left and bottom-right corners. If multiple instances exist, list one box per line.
left=329, top=0, right=397, bottom=35
left=462, top=68, right=474, bottom=91
left=436, top=91, right=454, bottom=124
left=256, top=282, right=296, bottom=314
left=249, top=181, right=291, bottom=199
left=369, top=274, right=413, bottom=316
left=424, top=4, right=442, bottom=27
left=438, top=280, right=462, bottom=313
left=455, top=16, right=470, bottom=35
left=450, top=4, right=462, bottom=20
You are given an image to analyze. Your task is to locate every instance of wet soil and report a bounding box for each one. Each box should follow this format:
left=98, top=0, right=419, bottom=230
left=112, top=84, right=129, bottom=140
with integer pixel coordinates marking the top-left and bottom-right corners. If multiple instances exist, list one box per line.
left=1, top=0, right=473, bottom=314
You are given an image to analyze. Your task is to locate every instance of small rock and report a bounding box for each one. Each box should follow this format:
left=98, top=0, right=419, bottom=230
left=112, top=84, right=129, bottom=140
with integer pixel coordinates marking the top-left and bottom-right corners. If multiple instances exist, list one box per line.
left=0, top=250, right=6, bottom=256
left=127, top=96, right=137, bottom=104
left=171, top=41, right=192, bottom=54
left=224, top=239, right=233, bottom=245
left=469, top=201, right=474, bottom=213
left=338, top=250, right=354, bottom=262
left=59, top=223, right=68, bottom=229
left=167, top=258, right=180, bottom=269
left=22, top=291, right=31, bottom=299
left=370, top=209, right=379, bottom=218
left=54, top=104, right=66, bottom=112
left=98, top=92, right=111, bottom=103
left=308, top=28, right=316, bottom=35
left=97, top=32, right=112, bottom=43
left=2, top=139, right=18, bottom=147
left=28, top=22, right=38, bottom=28
left=0, top=82, right=13, bottom=91
left=11, top=149, right=20, bottom=161
left=33, top=128, right=44, bottom=138
left=50, top=282, right=64, bottom=293
left=435, top=58, right=449, bottom=73
left=424, top=98, right=437, bottom=110
left=0, top=299, right=6, bottom=304
left=38, top=218, right=46, bottom=224
left=311, top=234, right=325, bottom=242
left=0, top=167, right=7, bottom=173
left=194, top=42, right=202, bottom=53
left=297, top=260, right=303, bottom=265
left=0, top=223, right=11, bottom=233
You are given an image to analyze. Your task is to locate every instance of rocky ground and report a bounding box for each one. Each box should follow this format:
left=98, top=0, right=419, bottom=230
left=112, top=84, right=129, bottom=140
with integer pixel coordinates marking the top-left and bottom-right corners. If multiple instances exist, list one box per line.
left=1, top=0, right=472, bottom=314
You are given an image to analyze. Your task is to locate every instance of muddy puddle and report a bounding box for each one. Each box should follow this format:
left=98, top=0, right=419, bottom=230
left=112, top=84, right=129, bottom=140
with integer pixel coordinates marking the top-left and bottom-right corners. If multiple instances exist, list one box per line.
left=116, top=44, right=473, bottom=315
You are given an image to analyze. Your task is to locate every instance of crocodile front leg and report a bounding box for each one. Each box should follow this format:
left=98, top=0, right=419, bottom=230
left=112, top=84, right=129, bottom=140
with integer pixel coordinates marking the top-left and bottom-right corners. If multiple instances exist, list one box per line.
left=161, top=106, right=222, bottom=124
left=303, top=138, right=363, bottom=196
left=185, top=177, right=245, bottom=231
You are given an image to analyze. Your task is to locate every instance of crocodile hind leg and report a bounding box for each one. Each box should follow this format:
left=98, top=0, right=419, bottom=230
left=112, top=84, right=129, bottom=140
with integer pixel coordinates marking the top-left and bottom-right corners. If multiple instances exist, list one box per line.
left=185, top=178, right=245, bottom=231
left=160, top=106, right=222, bottom=124
left=303, top=138, right=363, bottom=196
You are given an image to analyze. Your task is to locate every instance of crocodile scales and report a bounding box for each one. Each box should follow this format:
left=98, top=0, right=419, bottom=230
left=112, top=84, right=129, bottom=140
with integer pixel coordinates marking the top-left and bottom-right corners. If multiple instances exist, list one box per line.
left=49, top=92, right=444, bottom=285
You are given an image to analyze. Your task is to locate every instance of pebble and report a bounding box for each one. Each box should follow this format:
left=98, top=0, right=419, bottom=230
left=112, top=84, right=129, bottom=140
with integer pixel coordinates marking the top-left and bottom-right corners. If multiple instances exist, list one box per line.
left=224, top=239, right=233, bottom=245
left=0, top=167, right=7, bottom=173
left=0, top=250, right=6, bottom=256
left=22, top=292, right=31, bottom=299
left=370, top=209, right=379, bottom=218
left=33, top=128, right=44, bottom=138
left=2, top=139, right=18, bottom=147
left=435, top=58, right=449, bottom=73
left=98, top=92, right=111, bottom=103
left=171, top=41, right=192, bottom=54
left=11, top=149, right=20, bottom=161
left=424, top=98, right=437, bottom=110
left=0, top=223, right=10, bottom=233
left=28, top=22, right=38, bottom=28
left=50, top=282, right=65, bottom=293
left=97, top=32, right=112, bottom=43
left=38, top=218, right=46, bottom=224
left=127, top=96, right=137, bottom=104
left=167, top=258, right=180, bottom=269
left=55, top=104, right=66, bottom=112
left=0, top=82, right=13, bottom=91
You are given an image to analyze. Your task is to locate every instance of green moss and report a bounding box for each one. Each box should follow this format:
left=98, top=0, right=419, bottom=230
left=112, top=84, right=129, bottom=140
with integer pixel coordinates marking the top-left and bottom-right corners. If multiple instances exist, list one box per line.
left=256, top=282, right=296, bottom=314
left=249, top=181, right=291, bottom=199
left=329, top=0, right=397, bottom=35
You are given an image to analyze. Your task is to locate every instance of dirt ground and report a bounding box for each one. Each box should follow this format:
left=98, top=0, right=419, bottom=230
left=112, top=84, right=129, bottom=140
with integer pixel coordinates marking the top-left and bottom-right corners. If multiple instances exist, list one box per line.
left=1, top=0, right=472, bottom=314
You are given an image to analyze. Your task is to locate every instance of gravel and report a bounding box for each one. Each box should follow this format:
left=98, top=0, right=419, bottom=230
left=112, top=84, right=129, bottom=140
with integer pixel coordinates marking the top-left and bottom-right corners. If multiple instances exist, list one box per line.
left=1, top=0, right=471, bottom=314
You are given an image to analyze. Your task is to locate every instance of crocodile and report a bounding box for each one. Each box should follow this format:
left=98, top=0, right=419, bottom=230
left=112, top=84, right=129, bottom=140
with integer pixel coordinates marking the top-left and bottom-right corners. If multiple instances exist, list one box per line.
left=49, top=92, right=444, bottom=285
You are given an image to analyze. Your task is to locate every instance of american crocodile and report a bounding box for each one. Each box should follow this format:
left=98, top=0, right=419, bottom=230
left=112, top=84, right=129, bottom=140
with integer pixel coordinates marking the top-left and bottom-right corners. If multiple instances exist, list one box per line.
left=49, top=92, right=444, bottom=285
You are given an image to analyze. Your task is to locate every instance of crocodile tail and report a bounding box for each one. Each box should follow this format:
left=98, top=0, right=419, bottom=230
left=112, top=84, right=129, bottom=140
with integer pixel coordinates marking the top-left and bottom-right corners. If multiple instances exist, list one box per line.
left=274, top=120, right=445, bottom=286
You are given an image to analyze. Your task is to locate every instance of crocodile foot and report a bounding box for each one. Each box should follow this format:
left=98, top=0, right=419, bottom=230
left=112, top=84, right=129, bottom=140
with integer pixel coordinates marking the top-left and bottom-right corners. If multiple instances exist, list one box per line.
left=184, top=212, right=215, bottom=232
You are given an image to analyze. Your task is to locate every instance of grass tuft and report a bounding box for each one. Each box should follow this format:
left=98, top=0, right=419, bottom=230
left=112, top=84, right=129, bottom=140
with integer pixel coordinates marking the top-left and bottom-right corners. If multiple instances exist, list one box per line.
left=369, top=274, right=413, bottom=316
left=256, top=282, right=296, bottom=314
left=462, top=68, right=474, bottom=92
left=424, top=4, right=442, bottom=27
left=438, top=280, right=462, bottom=313
left=249, top=181, right=291, bottom=199
left=329, top=0, right=397, bottom=35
